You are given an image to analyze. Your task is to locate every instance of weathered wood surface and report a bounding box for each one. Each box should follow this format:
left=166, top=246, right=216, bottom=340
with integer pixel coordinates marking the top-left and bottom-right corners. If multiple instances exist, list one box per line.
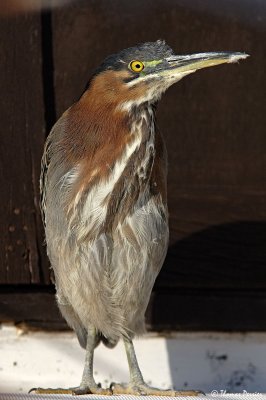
left=0, top=13, right=49, bottom=284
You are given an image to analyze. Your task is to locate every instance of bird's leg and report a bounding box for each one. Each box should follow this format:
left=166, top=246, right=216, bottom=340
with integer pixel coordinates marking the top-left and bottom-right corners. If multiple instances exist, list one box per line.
left=111, top=337, right=203, bottom=396
left=73, top=327, right=111, bottom=395
left=30, top=328, right=111, bottom=395
left=124, top=335, right=145, bottom=386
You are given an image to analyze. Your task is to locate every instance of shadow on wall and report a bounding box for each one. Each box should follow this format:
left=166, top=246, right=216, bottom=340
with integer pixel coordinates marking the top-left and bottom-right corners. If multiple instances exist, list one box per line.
left=160, top=221, right=266, bottom=291
left=152, top=221, right=266, bottom=332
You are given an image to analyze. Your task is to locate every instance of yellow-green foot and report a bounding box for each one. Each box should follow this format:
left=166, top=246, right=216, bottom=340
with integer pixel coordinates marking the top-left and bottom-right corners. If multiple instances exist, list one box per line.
left=73, top=385, right=111, bottom=395
left=29, top=384, right=112, bottom=395
left=110, top=383, right=204, bottom=396
left=29, top=388, right=73, bottom=394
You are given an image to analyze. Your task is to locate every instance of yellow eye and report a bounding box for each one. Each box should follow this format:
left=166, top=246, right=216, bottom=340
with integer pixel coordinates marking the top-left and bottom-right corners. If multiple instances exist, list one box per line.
left=129, top=60, right=144, bottom=73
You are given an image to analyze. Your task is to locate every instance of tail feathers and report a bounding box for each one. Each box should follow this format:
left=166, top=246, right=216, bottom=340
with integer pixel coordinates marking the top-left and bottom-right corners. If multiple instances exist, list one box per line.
left=76, top=326, right=88, bottom=349
left=76, top=328, right=118, bottom=349
left=56, top=291, right=119, bottom=349
left=100, top=333, right=119, bottom=348
left=56, top=300, right=88, bottom=349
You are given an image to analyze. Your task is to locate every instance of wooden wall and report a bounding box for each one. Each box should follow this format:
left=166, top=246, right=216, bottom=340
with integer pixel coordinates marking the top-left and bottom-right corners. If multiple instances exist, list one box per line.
left=1, top=0, right=266, bottom=331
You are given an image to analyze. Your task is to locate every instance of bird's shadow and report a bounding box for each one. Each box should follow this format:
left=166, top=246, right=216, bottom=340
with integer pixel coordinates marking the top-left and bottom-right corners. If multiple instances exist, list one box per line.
left=157, top=220, right=266, bottom=291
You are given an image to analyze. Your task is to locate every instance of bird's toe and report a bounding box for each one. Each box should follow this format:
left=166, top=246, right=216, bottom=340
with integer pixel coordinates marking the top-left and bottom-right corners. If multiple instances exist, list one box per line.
left=73, top=384, right=112, bottom=395
left=110, top=382, right=204, bottom=396
left=30, top=384, right=112, bottom=396
left=29, top=387, right=73, bottom=394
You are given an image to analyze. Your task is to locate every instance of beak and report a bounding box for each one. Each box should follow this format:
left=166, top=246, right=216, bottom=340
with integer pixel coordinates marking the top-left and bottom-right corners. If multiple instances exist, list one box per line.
left=165, top=52, right=249, bottom=75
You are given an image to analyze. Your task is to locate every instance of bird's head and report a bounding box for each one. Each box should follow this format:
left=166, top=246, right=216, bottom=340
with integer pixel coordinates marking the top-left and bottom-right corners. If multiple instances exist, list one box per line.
left=85, top=40, right=248, bottom=111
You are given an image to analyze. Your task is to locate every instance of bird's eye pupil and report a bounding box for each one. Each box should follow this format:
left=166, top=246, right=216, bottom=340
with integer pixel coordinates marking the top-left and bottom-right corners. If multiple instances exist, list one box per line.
left=136, top=64, right=140, bottom=69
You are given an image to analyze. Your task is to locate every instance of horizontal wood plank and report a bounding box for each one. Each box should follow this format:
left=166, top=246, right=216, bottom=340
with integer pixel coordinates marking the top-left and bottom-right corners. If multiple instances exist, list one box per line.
left=1, top=288, right=266, bottom=332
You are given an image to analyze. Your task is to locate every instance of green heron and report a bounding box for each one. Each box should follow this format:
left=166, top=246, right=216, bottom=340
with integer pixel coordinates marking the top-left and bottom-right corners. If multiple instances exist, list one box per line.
left=38, top=40, right=247, bottom=396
